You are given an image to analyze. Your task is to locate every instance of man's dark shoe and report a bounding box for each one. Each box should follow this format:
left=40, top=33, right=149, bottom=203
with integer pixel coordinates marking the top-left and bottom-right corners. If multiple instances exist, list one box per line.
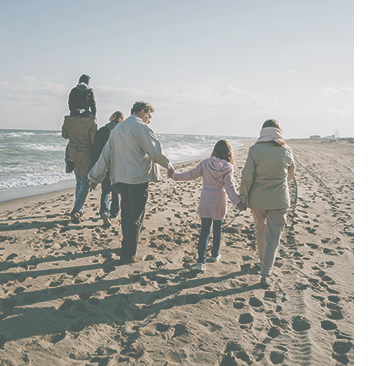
left=260, top=275, right=271, bottom=287
left=119, top=256, right=143, bottom=265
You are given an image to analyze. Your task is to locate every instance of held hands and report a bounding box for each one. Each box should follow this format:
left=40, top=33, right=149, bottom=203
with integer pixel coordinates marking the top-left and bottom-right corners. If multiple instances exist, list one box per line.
left=167, top=167, right=175, bottom=179
left=89, top=181, right=98, bottom=192
left=236, top=201, right=247, bottom=211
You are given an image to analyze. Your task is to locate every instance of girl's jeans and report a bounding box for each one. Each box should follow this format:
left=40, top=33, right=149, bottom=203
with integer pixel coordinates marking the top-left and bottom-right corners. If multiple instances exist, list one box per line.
left=197, top=218, right=222, bottom=264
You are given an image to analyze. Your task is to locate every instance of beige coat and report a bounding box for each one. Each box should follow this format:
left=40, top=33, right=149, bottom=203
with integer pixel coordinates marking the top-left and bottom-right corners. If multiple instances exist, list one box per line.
left=240, top=142, right=295, bottom=209
left=62, top=116, right=97, bottom=178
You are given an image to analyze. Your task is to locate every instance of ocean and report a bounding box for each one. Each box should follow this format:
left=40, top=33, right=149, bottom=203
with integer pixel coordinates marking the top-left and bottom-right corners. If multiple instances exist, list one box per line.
left=0, top=129, right=250, bottom=203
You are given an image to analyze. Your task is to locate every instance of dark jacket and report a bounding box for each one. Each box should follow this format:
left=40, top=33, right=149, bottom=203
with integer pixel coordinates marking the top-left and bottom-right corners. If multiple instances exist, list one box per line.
left=92, top=121, right=119, bottom=190
left=68, top=83, right=97, bottom=116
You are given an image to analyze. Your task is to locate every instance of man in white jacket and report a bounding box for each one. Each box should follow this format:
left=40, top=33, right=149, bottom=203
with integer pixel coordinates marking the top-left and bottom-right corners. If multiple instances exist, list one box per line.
left=88, top=101, right=174, bottom=264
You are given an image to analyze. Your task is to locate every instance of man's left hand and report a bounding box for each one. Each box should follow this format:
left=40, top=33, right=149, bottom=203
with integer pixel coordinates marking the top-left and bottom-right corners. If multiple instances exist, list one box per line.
left=89, top=181, right=98, bottom=192
left=167, top=167, right=175, bottom=178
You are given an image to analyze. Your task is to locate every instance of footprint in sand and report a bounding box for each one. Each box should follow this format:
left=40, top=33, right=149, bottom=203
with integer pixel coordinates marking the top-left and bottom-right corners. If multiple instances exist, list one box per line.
left=321, top=319, right=338, bottom=330
left=264, top=291, right=277, bottom=300
left=45, top=331, right=67, bottom=345
left=267, top=326, right=281, bottom=338
left=269, top=350, right=285, bottom=365
left=106, top=286, right=120, bottom=295
left=332, top=340, right=353, bottom=365
left=49, top=279, right=64, bottom=287
left=291, top=315, right=311, bottom=332
left=238, top=313, right=253, bottom=325
left=57, top=298, right=74, bottom=311
left=249, top=296, right=264, bottom=312
left=326, top=309, right=344, bottom=320
left=5, top=253, right=18, bottom=261
left=221, top=342, right=252, bottom=365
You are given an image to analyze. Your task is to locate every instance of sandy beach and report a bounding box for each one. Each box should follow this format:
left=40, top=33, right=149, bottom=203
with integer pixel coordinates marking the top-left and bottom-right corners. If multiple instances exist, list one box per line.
left=0, top=138, right=354, bottom=365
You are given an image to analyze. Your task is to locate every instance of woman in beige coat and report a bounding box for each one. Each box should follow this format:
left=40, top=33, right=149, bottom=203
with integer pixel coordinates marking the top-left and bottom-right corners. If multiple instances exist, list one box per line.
left=239, top=119, right=295, bottom=287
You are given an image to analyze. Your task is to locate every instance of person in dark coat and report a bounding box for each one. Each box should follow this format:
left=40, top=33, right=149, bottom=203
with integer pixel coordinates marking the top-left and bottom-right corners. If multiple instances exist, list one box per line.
left=92, top=111, right=125, bottom=226
left=68, top=74, right=97, bottom=118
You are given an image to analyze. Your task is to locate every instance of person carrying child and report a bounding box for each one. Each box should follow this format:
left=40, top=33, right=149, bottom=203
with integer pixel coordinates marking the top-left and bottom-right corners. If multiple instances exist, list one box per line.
left=168, top=140, right=245, bottom=271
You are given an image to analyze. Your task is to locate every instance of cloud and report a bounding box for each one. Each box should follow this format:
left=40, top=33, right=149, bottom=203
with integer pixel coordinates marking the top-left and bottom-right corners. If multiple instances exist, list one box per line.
left=322, top=86, right=354, bottom=95
left=0, top=81, right=68, bottom=107
left=282, top=70, right=293, bottom=75
left=22, top=76, right=36, bottom=83
left=304, top=102, right=354, bottom=117
left=0, top=79, right=353, bottom=137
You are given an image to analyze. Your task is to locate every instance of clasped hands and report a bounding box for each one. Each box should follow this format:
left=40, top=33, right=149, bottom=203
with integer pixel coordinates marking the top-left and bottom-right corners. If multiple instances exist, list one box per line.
left=89, top=181, right=98, bottom=192
left=236, top=201, right=247, bottom=211
left=167, top=168, right=247, bottom=212
left=167, top=167, right=175, bottom=179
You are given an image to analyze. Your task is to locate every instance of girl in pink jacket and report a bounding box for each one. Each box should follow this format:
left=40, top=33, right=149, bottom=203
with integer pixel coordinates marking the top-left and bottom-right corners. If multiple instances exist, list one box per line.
left=170, top=140, right=242, bottom=271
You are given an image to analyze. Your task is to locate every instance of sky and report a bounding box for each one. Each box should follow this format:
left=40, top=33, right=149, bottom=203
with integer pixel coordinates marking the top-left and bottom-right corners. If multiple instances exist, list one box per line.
left=0, top=0, right=354, bottom=138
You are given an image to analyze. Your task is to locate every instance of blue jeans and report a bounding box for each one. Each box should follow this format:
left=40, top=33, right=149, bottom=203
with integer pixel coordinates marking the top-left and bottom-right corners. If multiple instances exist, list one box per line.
left=100, top=172, right=119, bottom=217
left=73, top=175, right=89, bottom=214
left=100, top=189, right=120, bottom=217
left=197, top=218, right=222, bottom=264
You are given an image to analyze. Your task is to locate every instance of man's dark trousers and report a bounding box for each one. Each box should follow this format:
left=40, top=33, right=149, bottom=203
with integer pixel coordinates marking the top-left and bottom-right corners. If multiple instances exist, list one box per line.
left=112, top=182, right=149, bottom=261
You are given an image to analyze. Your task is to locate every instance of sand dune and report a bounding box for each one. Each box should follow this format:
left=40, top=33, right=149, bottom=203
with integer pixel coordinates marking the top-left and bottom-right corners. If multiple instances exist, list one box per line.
left=0, top=139, right=354, bottom=365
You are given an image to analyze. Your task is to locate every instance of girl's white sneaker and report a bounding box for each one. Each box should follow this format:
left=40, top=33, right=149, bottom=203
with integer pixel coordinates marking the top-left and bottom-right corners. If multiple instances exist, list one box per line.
left=212, top=254, right=221, bottom=262
left=196, top=263, right=206, bottom=271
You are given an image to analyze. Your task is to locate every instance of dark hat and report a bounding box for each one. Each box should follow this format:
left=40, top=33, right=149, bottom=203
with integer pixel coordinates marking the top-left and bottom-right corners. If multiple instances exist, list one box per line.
left=78, top=74, right=91, bottom=85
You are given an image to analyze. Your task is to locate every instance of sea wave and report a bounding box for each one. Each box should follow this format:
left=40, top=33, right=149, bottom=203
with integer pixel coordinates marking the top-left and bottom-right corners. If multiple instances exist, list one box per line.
left=23, top=143, right=64, bottom=152
left=0, top=129, right=250, bottom=195
left=0, top=171, right=74, bottom=190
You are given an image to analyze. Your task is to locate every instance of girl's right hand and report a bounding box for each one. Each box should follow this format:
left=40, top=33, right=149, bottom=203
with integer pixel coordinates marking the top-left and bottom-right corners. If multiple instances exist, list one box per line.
left=167, top=167, right=175, bottom=178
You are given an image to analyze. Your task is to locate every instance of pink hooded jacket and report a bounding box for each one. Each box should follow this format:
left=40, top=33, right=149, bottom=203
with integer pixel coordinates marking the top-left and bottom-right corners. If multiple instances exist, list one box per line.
left=172, top=157, right=241, bottom=220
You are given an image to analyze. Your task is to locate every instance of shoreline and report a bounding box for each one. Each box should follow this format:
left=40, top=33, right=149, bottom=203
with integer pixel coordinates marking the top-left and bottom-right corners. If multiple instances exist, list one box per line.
left=0, top=137, right=353, bottom=207
left=0, top=140, right=255, bottom=212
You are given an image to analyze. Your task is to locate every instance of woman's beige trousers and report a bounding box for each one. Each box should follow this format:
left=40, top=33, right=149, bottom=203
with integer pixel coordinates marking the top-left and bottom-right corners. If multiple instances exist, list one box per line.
left=251, top=208, right=288, bottom=276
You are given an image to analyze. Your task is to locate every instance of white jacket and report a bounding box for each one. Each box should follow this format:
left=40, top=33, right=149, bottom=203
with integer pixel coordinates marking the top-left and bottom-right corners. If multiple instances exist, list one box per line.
left=88, top=114, right=172, bottom=185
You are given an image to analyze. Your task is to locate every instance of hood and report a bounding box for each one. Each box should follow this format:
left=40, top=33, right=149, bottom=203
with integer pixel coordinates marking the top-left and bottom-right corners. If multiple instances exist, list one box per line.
left=105, top=120, right=120, bottom=131
left=76, top=82, right=91, bottom=91
left=205, top=157, right=232, bottom=178
left=255, top=127, right=284, bottom=144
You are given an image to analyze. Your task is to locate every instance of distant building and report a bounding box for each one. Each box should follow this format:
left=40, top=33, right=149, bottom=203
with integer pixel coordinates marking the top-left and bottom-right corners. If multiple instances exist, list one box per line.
left=310, top=135, right=321, bottom=139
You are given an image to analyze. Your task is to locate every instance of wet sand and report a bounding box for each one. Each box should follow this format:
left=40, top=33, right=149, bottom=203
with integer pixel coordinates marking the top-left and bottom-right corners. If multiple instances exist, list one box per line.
left=0, top=138, right=354, bottom=365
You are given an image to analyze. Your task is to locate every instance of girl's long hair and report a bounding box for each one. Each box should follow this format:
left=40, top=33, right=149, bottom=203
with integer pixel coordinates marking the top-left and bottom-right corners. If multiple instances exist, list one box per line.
left=211, top=140, right=235, bottom=166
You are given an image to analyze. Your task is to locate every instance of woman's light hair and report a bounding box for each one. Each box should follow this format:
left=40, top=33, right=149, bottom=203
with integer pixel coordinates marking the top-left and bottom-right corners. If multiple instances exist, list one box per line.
left=262, top=119, right=283, bottom=132
left=261, top=119, right=285, bottom=147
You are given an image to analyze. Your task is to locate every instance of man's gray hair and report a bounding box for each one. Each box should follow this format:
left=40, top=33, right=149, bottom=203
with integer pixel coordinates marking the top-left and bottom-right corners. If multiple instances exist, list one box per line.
left=131, top=101, right=155, bottom=115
